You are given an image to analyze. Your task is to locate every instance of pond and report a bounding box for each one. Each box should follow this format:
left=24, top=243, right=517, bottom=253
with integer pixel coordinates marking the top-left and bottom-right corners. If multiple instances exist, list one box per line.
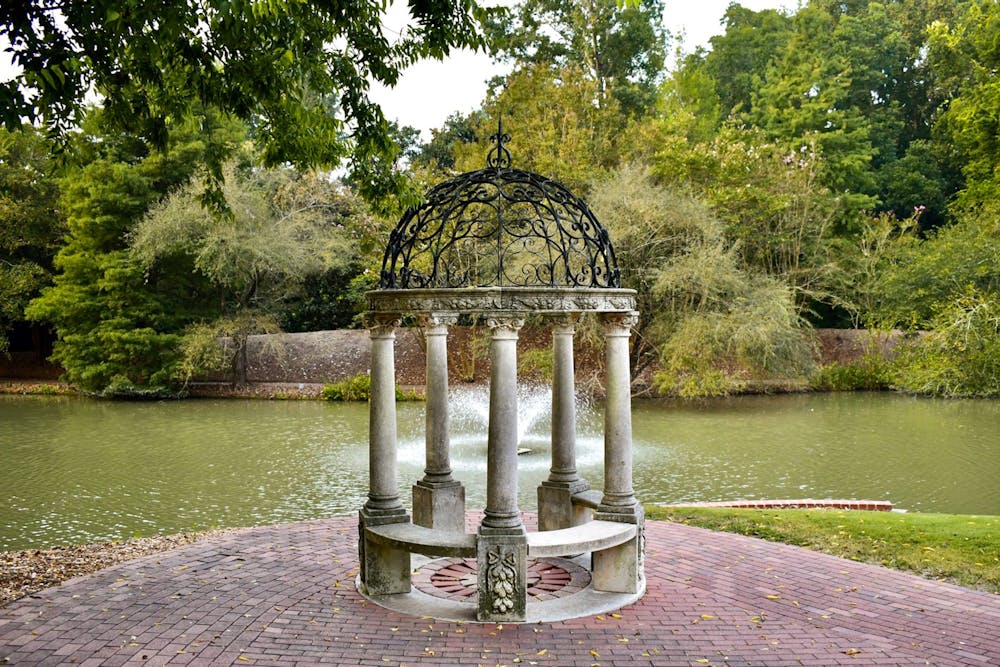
left=2, top=390, right=998, bottom=550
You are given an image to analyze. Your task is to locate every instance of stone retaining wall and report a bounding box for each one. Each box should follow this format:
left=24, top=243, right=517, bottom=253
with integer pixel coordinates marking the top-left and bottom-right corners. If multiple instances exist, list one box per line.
left=2, top=328, right=908, bottom=389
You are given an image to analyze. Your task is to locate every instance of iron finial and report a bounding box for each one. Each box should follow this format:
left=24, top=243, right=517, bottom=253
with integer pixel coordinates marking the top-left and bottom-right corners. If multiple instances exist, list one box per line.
left=486, top=116, right=512, bottom=169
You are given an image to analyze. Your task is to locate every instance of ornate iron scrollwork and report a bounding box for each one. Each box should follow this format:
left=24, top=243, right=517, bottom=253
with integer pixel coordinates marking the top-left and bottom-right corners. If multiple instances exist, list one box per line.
left=380, top=165, right=621, bottom=289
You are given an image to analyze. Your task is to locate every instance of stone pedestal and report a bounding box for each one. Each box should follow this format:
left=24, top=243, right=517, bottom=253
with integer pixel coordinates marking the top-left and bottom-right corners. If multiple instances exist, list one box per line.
left=476, top=533, right=528, bottom=622
left=592, top=505, right=644, bottom=594
left=412, top=482, right=465, bottom=532
left=359, top=509, right=411, bottom=595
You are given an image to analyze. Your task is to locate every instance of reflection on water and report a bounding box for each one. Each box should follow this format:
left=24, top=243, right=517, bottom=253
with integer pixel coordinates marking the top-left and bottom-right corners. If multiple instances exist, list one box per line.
left=1, top=391, right=998, bottom=549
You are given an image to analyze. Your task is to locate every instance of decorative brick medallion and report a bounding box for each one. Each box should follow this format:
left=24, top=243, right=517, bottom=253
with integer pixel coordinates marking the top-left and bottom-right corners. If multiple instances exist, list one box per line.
left=413, top=557, right=590, bottom=602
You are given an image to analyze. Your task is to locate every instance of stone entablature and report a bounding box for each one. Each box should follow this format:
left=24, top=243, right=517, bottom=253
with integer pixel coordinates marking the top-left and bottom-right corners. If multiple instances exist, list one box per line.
left=367, top=287, right=636, bottom=315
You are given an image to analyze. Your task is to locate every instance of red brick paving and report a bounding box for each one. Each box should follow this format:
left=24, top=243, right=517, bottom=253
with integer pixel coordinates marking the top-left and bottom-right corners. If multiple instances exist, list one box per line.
left=2, top=516, right=999, bottom=666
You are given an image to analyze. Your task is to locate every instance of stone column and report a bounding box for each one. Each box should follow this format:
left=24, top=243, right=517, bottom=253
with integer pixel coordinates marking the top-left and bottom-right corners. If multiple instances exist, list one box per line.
left=477, top=315, right=528, bottom=622
left=359, top=314, right=410, bottom=596
left=413, top=313, right=465, bottom=532
left=538, top=313, right=589, bottom=531
left=593, top=311, right=644, bottom=594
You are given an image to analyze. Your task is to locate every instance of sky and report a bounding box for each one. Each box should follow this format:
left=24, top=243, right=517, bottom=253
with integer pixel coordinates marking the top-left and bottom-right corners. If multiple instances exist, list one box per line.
left=371, top=0, right=794, bottom=139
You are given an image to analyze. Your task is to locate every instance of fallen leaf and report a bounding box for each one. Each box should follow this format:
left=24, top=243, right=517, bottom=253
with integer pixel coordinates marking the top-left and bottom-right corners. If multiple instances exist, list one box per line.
left=766, top=595, right=781, bottom=600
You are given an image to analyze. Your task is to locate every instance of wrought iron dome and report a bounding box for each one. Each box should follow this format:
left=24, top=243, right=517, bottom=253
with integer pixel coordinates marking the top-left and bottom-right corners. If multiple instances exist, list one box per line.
left=379, top=123, right=621, bottom=290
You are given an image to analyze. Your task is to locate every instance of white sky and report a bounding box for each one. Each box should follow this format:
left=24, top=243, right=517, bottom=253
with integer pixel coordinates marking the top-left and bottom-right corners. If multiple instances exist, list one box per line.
left=2, top=1, right=792, bottom=140
left=371, top=0, right=794, bottom=138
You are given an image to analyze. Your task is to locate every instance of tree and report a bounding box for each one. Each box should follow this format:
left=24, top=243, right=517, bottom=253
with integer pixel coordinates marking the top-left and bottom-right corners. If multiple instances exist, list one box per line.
left=414, top=111, right=488, bottom=171
left=25, top=110, right=243, bottom=396
left=927, top=0, right=1000, bottom=214
left=690, top=0, right=960, bottom=229
left=702, top=3, right=793, bottom=118
left=24, top=160, right=185, bottom=395
left=872, top=209, right=1000, bottom=330
left=486, top=0, right=667, bottom=117
left=0, top=126, right=64, bottom=352
left=2, top=0, right=492, bottom=203
left=131, top=165, right=364, bottom=385
left=450, top=64, right=624, bottom=193
left=622, top=120, right=844, bottom=320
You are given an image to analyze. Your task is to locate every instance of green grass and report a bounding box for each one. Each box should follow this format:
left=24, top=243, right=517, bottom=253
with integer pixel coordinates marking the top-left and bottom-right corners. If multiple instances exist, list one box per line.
left=646, top=506, right=1000, bottom=594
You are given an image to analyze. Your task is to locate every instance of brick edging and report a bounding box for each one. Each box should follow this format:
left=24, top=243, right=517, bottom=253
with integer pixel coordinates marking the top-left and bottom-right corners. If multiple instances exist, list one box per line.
left=664, top=498, right=894, bottom=511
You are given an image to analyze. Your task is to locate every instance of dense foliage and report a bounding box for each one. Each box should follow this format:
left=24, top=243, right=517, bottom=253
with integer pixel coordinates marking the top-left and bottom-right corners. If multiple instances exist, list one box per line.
left=3, top=0, right=999, bottom=398
left=1, top=0, right=493, bottom=207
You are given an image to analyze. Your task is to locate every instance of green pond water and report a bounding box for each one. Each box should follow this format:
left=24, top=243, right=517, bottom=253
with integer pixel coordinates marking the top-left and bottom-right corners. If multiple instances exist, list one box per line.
left=1, top=390, right=998, bottom=550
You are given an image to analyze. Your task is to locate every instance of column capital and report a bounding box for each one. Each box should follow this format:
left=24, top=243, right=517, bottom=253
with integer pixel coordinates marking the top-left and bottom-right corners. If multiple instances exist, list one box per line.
left=419, top=312, right=459, bottom=331
left=366, top=313, right=401, bottom=338
left=550, top=312, right=580, bottom=334
left=486, top=315, right=525, bottom=336
left=599, top=311, right=639, bottom=335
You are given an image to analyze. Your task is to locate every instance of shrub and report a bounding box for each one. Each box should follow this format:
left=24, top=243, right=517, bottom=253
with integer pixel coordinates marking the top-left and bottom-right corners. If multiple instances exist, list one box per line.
left=890, top=291, right=1000, bottom=397
left=810, top=354, right=893, bottom=391
left=322, top=373, right=420, bottom=401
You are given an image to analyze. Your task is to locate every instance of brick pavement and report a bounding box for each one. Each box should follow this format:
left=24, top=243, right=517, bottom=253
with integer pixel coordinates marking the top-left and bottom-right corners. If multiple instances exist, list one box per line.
left=2, top=516, right=999, bottom=666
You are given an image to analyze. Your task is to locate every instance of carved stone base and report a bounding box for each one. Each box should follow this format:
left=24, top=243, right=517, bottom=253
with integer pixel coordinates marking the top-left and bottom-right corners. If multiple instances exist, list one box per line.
left=359, top=507, right=411, bottom=596
left=476, top=531, right=528, bottom=622
left=537, top=480, right=590, bottom=532
left=413, top=481, right=466, bottom=533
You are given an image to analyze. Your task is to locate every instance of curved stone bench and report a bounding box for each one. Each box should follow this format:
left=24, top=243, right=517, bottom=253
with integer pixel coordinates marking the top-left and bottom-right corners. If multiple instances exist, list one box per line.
left=365, top=523, right=477, bottom=558
left=365, top=519, right=636, bottom=561
left=526, top=520, right=636, bottom=558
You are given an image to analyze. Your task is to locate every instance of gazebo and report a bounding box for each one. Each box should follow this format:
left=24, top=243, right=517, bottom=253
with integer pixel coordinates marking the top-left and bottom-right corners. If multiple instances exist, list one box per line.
left=358, top=123, right=644, bottom=622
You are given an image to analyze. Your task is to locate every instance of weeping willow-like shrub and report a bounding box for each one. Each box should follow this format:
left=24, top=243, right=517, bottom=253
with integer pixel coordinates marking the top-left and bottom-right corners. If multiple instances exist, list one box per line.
left=891, top=291, right=1000, bottom=397
left=591, top=163, right=816, bottom=397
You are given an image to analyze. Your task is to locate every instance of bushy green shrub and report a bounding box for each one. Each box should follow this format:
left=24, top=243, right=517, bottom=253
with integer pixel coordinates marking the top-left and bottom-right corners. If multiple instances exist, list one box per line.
left=890, top=292, right=1000, bottom=397
left=810, top=354, right=893, bottom=391
left=322, top=373, right=420, bottom=401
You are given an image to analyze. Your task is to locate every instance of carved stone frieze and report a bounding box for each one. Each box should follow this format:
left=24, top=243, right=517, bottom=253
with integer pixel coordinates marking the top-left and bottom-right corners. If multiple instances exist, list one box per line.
left=367, top=287, right=636, bottom=315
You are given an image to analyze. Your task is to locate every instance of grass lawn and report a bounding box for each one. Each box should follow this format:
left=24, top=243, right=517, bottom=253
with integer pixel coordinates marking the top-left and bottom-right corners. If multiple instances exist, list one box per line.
left=646, top=506, right=1000, bottom=595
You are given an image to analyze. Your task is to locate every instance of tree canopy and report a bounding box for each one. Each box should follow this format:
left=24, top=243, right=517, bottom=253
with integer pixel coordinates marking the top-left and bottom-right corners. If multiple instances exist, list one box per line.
left=1, top=0, right=493, bottom=202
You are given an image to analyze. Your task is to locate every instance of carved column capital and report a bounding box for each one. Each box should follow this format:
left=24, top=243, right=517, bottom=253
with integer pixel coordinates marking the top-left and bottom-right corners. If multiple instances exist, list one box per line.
left=486, top=315, right=525, bottom=338
left=420, top=312, right=459, bottom=331
left=599, top=311, right=638, bottom=335
left=366, top=313, right=402, bottom=339
left=550, top=312, right=580, bottom=335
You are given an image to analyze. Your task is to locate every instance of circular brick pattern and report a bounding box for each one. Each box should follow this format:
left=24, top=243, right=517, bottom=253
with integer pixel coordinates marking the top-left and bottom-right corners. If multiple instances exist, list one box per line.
left=412, top=556, right=591, bottom=602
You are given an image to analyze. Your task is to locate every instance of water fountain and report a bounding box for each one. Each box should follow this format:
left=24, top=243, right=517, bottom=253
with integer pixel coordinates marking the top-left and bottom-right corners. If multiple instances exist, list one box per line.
left=397, top=385, right=605, bottom=474
left=356, top=120, right=644, bottom=622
